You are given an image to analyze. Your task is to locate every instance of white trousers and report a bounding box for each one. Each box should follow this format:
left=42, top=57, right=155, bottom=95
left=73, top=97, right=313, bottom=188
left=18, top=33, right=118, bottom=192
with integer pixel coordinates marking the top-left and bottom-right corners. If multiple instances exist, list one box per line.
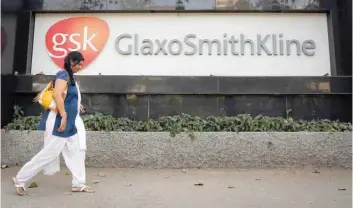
left=16, top=113, right=86, bottom=187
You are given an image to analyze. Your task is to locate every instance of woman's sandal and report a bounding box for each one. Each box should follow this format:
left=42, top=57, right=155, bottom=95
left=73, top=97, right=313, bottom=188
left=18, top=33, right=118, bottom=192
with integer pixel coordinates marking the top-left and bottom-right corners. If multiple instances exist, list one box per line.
left=11, top=177, right=27, bottom=196
left=72, top=185, right=95, bottom=193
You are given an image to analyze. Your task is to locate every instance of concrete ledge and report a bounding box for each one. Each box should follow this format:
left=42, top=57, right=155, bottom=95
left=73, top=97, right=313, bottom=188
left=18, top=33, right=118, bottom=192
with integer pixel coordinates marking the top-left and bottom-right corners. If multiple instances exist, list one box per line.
left=1, top=130, right=352, bottom=168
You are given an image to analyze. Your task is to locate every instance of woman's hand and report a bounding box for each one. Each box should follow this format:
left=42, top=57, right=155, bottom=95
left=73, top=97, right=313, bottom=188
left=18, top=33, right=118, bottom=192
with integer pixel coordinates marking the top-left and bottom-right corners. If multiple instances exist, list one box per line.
left=80, top=104, right=86, bottom=113
left=58, top=114, right=67, bottom=132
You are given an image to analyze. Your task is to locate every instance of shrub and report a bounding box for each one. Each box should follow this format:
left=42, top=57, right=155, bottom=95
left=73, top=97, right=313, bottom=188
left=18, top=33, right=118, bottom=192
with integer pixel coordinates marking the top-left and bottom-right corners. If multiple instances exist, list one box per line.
left=4, top=106, right=352, bottom=136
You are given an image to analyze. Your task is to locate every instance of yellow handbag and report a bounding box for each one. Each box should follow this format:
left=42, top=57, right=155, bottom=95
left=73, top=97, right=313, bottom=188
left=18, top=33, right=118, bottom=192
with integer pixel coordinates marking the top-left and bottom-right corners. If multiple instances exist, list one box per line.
left=33, top=80, right=67, bottom=113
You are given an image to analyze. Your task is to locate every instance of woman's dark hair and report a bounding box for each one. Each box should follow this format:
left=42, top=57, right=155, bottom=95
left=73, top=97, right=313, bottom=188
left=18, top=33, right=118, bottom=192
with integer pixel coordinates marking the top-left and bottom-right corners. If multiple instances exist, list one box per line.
left=63, top=51, right=84, bottom=86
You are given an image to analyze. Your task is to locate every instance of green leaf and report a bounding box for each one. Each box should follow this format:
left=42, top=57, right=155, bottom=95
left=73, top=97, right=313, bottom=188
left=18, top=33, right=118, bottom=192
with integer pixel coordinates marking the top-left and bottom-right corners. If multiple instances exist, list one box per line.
left=4, top=108, right=352, bottom=135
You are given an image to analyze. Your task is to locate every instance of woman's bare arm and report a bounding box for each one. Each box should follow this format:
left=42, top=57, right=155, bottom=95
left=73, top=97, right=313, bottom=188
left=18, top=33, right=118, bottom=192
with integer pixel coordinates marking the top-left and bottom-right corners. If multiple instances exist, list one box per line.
left=54, top=79, right=67, bottom=116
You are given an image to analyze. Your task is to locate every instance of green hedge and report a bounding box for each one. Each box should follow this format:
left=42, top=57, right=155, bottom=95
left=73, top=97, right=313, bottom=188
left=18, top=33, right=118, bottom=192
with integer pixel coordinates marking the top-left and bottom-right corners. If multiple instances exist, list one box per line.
left=4, top=106, right=352, bottom=136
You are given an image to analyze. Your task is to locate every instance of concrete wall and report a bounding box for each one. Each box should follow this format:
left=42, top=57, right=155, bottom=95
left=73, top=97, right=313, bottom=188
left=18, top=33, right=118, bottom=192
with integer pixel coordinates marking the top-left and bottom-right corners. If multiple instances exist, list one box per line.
left=2, top=130, right=351, bottom=168
left=5, top=75, right=353, bottom=123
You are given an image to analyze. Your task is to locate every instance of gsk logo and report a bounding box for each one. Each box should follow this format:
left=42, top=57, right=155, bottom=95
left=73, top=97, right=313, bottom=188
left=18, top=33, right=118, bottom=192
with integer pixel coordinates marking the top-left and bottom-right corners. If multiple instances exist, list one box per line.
left=45, top=16, right=109, bottom=69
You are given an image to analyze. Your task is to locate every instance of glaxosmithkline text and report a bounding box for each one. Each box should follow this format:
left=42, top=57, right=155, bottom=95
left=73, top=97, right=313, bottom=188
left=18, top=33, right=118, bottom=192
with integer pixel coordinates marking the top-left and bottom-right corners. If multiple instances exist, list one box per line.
left=115, top=33, right=316, bottom=56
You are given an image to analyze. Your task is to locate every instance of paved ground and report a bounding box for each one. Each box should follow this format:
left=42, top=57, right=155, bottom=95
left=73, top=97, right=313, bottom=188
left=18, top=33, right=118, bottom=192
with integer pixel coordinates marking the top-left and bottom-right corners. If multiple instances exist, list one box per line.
left=1, top=167, right=352, bottom=208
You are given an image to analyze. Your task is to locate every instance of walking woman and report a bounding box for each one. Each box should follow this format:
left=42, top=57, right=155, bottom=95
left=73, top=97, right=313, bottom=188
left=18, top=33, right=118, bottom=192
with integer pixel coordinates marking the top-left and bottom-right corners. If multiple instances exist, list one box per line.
left=12, top=51, right=94, bottom=195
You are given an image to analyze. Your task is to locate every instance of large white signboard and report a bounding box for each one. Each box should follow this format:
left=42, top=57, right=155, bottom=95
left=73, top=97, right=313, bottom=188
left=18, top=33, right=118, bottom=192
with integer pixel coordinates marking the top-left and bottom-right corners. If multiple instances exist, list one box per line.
left=31, top=13, right=331, bottom=76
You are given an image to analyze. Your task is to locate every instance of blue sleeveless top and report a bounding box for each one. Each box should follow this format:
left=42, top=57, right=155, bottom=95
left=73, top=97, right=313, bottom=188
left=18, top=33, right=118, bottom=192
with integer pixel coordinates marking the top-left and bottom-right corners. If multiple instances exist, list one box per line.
left=37, top=71, right=79, bottom=137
